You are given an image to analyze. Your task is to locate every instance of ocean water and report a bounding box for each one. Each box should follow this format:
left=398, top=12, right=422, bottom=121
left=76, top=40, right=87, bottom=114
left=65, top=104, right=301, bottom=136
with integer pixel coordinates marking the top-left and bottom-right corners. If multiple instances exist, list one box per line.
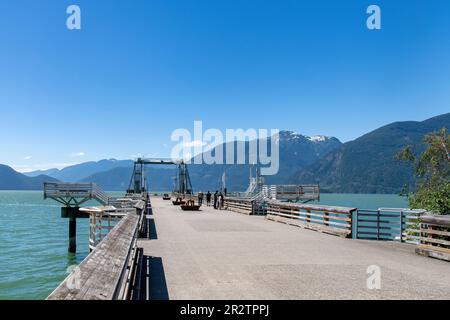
left=0, top=191, right=408, bottom=300
left=317, top=193, right=408, bottom=210
left=0, top=191, right=123, bottom=300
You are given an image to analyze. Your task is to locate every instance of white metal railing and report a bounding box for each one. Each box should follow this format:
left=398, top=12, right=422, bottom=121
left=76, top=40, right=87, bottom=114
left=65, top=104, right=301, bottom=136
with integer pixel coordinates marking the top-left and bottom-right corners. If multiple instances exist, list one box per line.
left=44, top=182, right=109, bottom=205
left=262, top=184, right=320, bottom=201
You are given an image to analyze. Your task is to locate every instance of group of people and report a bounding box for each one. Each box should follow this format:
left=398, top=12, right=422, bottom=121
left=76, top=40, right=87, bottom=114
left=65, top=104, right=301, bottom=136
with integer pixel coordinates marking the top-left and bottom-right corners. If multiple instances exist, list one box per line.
left=197, top=190, right=225, bottom=210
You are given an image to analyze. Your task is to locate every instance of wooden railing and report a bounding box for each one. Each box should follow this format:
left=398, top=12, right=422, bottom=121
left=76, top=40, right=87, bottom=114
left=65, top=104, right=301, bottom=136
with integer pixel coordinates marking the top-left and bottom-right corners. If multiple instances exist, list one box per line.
left=47, top=212, right=143, bottom=300
left=266, top=201, right=356, bottom=238
left=224, top=197, right=255, bottom=215
left=416, top=215, right=450, bottom=262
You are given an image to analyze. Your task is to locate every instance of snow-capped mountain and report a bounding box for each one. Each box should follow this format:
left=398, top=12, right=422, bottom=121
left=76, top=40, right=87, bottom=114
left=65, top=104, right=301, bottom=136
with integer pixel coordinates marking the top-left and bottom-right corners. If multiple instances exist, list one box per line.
left=308, top=135, right=330, bottom=142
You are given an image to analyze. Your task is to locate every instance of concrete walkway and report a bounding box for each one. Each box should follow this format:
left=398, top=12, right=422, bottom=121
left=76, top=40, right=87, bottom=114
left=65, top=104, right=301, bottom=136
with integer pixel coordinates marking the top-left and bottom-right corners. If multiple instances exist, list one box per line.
left=138, top=197, right=450, bottom=300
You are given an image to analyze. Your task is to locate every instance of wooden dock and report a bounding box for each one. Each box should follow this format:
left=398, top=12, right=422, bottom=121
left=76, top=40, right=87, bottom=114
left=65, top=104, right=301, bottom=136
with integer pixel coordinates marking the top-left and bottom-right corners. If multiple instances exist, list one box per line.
left=135, top=198, right=450, bottom=299
left=47, top=213, right=141, bottom=300
left=47, top=194, right=450, bottom=300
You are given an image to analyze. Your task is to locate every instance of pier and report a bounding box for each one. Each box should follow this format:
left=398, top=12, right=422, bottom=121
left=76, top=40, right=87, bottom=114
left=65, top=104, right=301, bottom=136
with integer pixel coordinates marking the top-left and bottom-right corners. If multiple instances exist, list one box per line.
left=46, top=195, right=450, bottom=300
left=44, top=183, right=110, bottom=253
left=44, top=158, right=450, bottom=300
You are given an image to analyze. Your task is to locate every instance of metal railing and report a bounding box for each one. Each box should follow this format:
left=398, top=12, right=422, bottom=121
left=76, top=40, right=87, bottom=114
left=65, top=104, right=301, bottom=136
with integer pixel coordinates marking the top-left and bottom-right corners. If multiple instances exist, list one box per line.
left=44, top=182, right=109, bottom=205
left=262, top=184, right=320, bottom=202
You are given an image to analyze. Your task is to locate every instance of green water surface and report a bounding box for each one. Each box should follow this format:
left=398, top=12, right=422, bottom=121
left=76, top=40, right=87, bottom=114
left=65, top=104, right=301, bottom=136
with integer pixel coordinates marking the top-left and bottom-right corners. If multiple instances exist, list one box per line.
left=0, top=191, right=408, bottom=300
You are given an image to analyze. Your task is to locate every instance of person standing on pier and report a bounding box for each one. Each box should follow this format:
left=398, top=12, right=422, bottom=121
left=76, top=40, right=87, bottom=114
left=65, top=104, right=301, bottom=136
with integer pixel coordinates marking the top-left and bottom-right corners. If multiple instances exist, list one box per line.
left=213, top=191, right=219, bottom=209
left=218, top=192, right=224, bottom=210
left=206, top=191, right=211, bottom=206
left=198, top=191, right=204, bottom=206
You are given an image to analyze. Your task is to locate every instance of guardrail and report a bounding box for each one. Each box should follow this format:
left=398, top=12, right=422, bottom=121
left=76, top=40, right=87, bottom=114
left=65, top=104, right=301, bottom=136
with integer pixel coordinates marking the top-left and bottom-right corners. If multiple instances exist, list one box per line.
left=262, top=184, right=320, bottom=202
left=223, top=197, right=433, bottom=244
left=355, top=208, right=426, bottom=243
left=224, top=197, right=267, bottom=215
left=416, top=215, right=450, bottom=261
left=44, top=182, right=109, bottom=205
left=266, top=201, right=356, bottom=238
left=224, top=197, right=253, bottom=215
left=81, top=206, right=136, bottom=250
left=47, top=211, right=143, bottom=300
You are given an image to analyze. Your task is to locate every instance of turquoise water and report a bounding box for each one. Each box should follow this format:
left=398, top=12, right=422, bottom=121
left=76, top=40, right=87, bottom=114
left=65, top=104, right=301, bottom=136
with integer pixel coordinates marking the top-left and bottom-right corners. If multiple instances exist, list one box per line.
left=317, top=193, right=408, bottom=210
left=0, top=191, right=122, bottom=300
left=0, top=191, right=408, bottom=300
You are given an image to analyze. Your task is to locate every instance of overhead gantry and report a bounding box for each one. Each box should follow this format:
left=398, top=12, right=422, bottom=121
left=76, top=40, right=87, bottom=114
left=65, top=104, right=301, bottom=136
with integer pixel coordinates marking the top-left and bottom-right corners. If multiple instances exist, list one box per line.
left=128, top=157, right=193, bottom=196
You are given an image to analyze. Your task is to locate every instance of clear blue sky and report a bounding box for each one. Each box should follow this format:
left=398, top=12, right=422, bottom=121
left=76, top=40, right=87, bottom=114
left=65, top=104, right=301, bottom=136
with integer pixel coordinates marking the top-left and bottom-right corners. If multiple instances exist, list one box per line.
left=0, top=0, right=449, bottom=172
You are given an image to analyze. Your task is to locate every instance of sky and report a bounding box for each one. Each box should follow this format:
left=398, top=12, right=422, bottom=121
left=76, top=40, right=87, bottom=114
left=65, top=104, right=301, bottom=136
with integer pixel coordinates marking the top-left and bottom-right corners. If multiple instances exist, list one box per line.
left=0, top=0, right=449, bottom=172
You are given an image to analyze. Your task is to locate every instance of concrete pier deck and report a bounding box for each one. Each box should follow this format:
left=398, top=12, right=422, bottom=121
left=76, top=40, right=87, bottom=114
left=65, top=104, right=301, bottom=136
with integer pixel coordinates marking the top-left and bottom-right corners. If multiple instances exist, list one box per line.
left=138, top=197, right=450, bottom=300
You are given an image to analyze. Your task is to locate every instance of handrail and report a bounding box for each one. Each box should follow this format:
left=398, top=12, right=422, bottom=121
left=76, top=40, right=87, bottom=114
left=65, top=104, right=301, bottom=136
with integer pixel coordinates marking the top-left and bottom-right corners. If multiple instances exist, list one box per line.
left=91, top=185, right=109, bottom=205
left=416, top=214, right=450, bottom=261
left=266, top=201, right=355, bottom=238
left=47, top=212, right=140, bottom=300
left=44, top=182, right=109, bottom=205
left=263, top=184, right=320, bottom=201
left=224, top=197, right=255, bottom=215
left=355, top=208, right=425, bottom=243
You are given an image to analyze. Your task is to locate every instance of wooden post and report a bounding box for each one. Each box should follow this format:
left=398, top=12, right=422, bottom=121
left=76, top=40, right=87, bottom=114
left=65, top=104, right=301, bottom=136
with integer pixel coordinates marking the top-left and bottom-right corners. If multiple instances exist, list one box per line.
left=69, top=213, right=77, bottom=253
left=62, top=206, right=81, bottom=253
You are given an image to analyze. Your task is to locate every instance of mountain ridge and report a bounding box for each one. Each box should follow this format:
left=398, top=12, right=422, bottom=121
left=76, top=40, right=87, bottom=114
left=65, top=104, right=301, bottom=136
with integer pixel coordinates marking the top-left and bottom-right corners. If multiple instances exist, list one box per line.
left=78, top=130, right=342, bottom=191
left=0, top=165, right=59, bottom=190
left=4, top=113, right=449, bottom=193
left=292, top=113, right=450, bottom=193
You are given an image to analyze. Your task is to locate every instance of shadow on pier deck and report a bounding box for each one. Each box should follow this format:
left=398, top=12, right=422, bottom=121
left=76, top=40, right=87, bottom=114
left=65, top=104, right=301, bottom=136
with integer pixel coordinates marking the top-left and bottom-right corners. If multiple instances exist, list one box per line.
left=141, top=256, right=169, bottom=300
